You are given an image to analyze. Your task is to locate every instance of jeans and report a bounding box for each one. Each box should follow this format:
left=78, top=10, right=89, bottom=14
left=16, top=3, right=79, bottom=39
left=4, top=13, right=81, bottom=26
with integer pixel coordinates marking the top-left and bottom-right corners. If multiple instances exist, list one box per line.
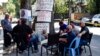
left=29, top=35, right=39, bottom=50
left=79, top=39, right=87, bottom=54
left=80, top=39, right=87, bottom=46
left=59, top=42, right=69, bottom=56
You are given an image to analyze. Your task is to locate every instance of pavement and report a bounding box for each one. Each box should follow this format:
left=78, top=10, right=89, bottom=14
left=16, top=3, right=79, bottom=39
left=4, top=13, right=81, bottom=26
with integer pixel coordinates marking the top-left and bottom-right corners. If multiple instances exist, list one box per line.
left=1, top=34, right=100, bottom=56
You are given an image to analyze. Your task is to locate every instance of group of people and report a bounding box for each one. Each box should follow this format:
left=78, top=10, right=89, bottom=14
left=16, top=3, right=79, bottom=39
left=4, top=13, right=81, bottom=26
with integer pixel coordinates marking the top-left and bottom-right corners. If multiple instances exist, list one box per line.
left=1, top=14, right=90, bottom=55
left=58, top=20, right=89, bottom=55
left=1, top=14, right=32, bottom=53
left=1, top=14, right=48, bottom=53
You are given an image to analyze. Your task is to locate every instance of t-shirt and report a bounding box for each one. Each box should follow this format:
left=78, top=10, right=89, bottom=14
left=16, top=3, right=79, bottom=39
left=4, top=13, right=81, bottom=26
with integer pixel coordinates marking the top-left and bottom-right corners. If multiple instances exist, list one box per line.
left=72, top=26, right=80, bottom=35
left=80, top=26, right=89, bottom=40
left=60, top=24, right=67, bottom=31
left=67, top=31, right=76, bottom=46
left=1, top=19, right=12, bottom=31
left=19, top=24, right=32, bottom=42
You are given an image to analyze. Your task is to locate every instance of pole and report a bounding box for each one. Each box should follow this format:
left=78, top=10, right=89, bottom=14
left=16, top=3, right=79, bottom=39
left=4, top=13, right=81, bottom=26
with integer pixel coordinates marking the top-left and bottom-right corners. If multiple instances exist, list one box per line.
left=68, top=0, right=72, bottom=25
left=50, top=0, right=55, bottom=34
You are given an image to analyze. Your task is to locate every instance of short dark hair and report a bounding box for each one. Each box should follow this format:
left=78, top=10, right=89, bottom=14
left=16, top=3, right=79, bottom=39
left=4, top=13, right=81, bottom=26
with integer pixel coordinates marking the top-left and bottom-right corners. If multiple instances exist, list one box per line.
left=5, top=14, right=9, bottom=19
left=21, top=18, right=26, bottom=24
left=70, top=21, right=74, bottom=23
left=59, top=21, right=63, bottom=25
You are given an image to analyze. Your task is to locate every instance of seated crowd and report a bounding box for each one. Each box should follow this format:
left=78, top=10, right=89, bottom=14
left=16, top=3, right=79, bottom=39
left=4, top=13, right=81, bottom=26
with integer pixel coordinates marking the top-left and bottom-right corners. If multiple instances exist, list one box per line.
left=2, top=18, right=90, bottom=56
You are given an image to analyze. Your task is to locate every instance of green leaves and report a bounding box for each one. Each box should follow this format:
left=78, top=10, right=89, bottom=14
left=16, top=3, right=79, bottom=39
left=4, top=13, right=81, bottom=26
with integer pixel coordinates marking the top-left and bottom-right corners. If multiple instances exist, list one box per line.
left=5, top=0, right=16, bottom=16
left=31, top=0, right=36, bottom=5
left=54, top=0, right=68, bottom=19
left=86, top=0, right=96, bottom=14
left=55, top=0, right=68, bottom=14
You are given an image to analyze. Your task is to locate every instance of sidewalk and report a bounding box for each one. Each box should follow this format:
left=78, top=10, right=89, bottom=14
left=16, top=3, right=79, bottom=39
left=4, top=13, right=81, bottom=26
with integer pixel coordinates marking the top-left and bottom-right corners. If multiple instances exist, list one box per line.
left=2, top=34, right=100, bottom=56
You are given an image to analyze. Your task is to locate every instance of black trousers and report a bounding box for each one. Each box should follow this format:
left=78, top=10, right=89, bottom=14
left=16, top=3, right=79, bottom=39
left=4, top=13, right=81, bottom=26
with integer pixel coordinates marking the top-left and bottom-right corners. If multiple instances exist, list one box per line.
left=3, top=29, right=12, bottom=48
left=59, top=42, right=69, bottom=56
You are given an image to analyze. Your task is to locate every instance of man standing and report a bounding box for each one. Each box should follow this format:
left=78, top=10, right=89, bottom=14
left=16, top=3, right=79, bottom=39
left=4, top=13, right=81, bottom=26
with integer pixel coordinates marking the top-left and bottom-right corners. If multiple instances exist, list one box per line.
left=1, top=14, right=12, bottom=49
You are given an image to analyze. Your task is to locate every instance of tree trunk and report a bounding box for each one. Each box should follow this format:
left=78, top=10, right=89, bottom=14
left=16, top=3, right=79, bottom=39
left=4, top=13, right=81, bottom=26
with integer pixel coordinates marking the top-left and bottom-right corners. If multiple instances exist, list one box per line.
left=20, top=0, right=32, bottom=27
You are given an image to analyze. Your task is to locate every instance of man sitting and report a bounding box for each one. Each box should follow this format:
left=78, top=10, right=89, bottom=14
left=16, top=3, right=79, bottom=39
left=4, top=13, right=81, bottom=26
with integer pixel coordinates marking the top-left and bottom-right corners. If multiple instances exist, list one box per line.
left=59, top=25, right=76, bottom=55
left=29, top=30, right=48, bottom=52
left=78, top=21, right=90, bottom=54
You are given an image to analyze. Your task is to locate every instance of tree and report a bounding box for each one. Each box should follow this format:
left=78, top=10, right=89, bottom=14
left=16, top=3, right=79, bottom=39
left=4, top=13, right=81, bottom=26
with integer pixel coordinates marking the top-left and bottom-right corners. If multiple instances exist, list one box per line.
left=86, top=0, right=96, bottom=14
left=4, top=0, right=36, bottom=17
left=95, top=0, right=100, bottom=14
left=13, top=0, right=36, bottom=17
left=12, top=0, right=20, bottom=17
left=54, top=0, right=68, bottom=19
left=31, top=0, right=36, bottom=5
left=5, top=0, right=16, bottom=16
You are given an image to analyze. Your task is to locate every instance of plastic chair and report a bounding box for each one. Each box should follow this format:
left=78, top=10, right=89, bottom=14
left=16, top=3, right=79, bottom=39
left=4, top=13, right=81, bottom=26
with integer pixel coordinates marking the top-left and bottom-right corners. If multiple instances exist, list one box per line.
left=63, top=37, right=81, bottom=56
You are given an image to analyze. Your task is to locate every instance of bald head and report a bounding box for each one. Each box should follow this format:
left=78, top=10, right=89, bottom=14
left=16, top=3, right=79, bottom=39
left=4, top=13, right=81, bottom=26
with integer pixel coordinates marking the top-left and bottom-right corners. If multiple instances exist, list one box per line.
left=67, top=25, right=73, bottom=32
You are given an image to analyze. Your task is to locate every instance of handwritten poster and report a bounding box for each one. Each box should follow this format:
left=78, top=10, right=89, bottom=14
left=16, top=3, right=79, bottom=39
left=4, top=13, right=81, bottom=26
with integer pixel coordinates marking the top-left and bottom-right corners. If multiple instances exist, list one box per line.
left=35, top=23, right=49, bottom=33
left=37, top=11, right=51, bottom=22
left=37, top=0, right=54, bottom=11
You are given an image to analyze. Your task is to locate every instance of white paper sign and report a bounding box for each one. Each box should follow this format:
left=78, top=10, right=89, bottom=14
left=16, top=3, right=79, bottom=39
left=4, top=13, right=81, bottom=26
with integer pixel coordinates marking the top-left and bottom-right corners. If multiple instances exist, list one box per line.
left=37, top=11, right=51, bottom=22
left=20, top=9, right=32, bottom=20
left=37, top=0, right=54, bottom=11
left=35, top=23, right=49, bottom=33
left=0, top=0, right=8, bottom=3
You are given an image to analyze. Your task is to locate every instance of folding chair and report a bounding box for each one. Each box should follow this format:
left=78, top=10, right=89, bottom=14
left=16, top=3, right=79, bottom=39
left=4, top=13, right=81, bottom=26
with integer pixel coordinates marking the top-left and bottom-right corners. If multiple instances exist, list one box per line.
left=40, top=33, right=59, bottom=56
left=63, top=37, right=81, bottom=56
left=16, top=39, right=32, bottom=56
left=82, top=33, right=93, bottom=56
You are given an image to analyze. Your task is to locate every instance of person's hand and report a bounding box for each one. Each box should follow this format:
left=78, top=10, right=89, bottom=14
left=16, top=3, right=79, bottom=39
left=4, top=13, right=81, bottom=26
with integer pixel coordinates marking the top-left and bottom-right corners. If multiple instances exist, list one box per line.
left=7, top=32, right=12, bottom=38
left=28, top=34, right=31, bottom=38
left=59, top=38, right=63, bottom=41
left=59, top=38, right=67, bottom=43
left=77, top=34, right=82, bottom=37
left=59, top=30, right=63, bottom=34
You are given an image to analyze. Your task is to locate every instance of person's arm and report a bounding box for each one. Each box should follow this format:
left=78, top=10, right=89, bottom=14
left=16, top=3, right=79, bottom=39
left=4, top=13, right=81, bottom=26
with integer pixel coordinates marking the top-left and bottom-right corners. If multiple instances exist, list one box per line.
left=59, top=38, right=67, bottom=43
left=78, top=30, right=86, bottom=37
left=1, top=20, right=5, bottom=29
left=7, top=32, right=12, bottom=38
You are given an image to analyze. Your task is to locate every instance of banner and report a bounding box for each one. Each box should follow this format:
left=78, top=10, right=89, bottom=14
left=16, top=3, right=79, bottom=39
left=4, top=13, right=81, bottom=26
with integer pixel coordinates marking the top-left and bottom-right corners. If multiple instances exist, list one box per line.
left=35, top=23, right=49, bottom=33
left=37, top=0, right=54, bottom=11
left=37, top=11, right=51, bottom=22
